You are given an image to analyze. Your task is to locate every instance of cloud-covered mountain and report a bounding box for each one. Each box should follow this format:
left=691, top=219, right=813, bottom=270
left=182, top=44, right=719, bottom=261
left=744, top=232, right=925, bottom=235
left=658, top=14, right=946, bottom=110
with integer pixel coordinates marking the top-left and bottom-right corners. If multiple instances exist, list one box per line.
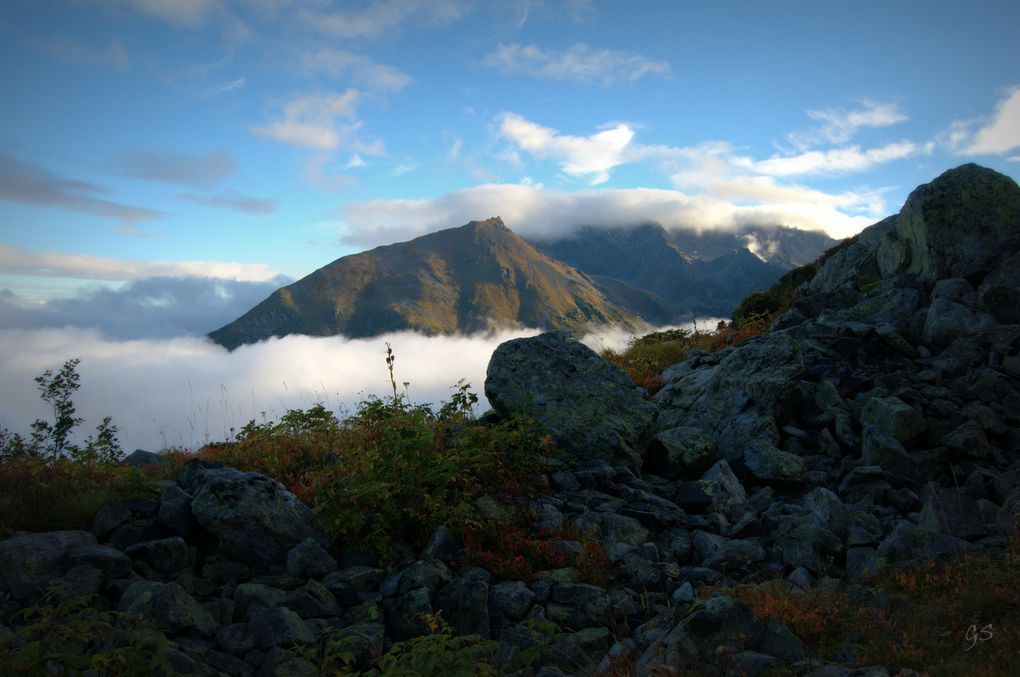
left=210, top=218, right=834, bottom=348
left=209, top=218, right=642, bottom=349
left=531, top=223, right=835, bottom=323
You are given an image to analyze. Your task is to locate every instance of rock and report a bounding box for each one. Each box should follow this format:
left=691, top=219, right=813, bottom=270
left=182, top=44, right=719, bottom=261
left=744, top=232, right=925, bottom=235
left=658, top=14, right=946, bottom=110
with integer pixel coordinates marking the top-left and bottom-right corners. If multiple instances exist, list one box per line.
left=879, top=163, right=1020, bottom=282
left=872, top=521, right=974, bottom=569
left=979, top=251, right=1020, bottom=323
left=682, top=594, right=765, bottom=662
left=321, top=566, right=383, bottom=605
left=743, top=440, right=806, bottom=482
left=118, top=580, right=219, bottom=638
left=396, top=559, right=452, bottom=596
left=182, top=462, right=329, bottom=569
left=922, top=298, right=998, bottom=348
left=283, top=579, right=341, bottom=619
left=860, top=396, right=926, bottom=443
left=434, top=567, right=490, bottom=637
left=489, top=581, right=536, bottom=624
left=647, top=426, right=717, bottom=478
left=69, top=544, right=133, bottom=579
left=484, top=332, right=656, bottom=467
left=419, top=525, right=461, bottom=564
left=158, top=484, right=198, bottom=538
left=917, top=485, right=988, bottom=541
left=549, top=582, right=610, bottom=630
left=286, top=538, right=338, bottom=579
left=691, top=531, right=767, bottom=573
left=122, top=449, right=167, bottom=467
left=125, top=537, right=191, bottom=577
left=698, top=460, right=750, bottom=525
left=248, top=607, right=315, bottom=650
left=233, top=583, right=287, bottom=621
left=0, top=530, right=96, bottom=600
left=386, top=587, right=433, bottom=640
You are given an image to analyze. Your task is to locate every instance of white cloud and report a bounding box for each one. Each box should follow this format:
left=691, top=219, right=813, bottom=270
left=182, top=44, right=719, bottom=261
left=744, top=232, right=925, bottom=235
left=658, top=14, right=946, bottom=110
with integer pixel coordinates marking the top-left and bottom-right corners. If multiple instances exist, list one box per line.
left=734, top=141, right=919, bottom=177
left=299, top=0, right=470, bottom=39
left=497, top=113, right=636, bottom=184
left=483, top=43, right=669, bottom=86
left=301, top=48, right=412, bottom=93
left=957, top=86, right=1020, bottom=155
left=0, top=327, right=538, bottom=452
left=340, top=180, right=870, bottom=247
left=787, top=100, right=908, bottom=148
left=343, top=155, right=367, bottom=170
left=0, top=245, right=281, bottom=283
left=252, top=90, right=360, bottom=151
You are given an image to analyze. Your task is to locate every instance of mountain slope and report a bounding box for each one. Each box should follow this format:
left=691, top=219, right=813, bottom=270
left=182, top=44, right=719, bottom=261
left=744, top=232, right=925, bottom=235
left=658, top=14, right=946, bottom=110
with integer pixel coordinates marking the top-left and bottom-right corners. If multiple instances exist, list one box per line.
left=209, top=218, right=641, bottom=349
left=530, top=223, right=834, bottom=321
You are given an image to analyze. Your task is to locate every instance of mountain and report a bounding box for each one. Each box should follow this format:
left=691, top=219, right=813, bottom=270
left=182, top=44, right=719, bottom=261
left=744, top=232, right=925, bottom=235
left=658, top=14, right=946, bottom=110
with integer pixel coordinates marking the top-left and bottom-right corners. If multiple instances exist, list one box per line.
left=530, top=223, right=835, bottom=322
left=209, top=218, right=641, bottom=349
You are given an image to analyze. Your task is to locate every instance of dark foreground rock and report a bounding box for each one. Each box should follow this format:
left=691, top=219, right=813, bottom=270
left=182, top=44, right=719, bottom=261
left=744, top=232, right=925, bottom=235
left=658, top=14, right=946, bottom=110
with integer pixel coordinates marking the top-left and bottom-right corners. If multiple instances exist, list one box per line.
left=486, top=331, right=656, bottom=468
left=1, top=164, right=1019, bottom=676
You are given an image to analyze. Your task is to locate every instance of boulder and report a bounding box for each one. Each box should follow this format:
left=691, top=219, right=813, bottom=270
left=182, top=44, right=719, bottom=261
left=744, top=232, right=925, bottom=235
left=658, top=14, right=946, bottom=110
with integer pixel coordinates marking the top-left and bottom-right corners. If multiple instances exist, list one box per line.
left=180, top=462, right=328, bottom=569
left=879, top=163, right=1020, bottom=282
left=485, top=332, right=655, bottom=467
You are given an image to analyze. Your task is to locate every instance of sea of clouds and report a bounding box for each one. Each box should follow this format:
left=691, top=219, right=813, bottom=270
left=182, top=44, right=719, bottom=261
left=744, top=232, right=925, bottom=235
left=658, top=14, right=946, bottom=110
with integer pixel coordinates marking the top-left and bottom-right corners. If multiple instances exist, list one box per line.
left=0, top=322, right=682, bottom=454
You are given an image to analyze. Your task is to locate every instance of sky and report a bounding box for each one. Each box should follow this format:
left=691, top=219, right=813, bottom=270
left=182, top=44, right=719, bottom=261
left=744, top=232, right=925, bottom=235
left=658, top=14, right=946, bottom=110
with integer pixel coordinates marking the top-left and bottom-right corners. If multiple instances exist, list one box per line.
left=1, top=0, right=1019, bottom=452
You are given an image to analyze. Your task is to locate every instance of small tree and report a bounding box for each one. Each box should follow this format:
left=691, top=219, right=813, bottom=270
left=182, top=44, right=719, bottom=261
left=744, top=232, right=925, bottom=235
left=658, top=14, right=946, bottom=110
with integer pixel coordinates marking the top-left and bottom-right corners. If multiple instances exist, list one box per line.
left=30, top=358, right=84, bottom=458
left=1, top=358, right=122, bottom=463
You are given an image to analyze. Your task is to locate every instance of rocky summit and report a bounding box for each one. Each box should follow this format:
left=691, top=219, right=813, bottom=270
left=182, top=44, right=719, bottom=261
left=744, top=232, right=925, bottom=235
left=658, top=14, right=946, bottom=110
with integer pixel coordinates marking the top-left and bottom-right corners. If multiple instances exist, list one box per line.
left=2, top=163, right=1019, bottom=675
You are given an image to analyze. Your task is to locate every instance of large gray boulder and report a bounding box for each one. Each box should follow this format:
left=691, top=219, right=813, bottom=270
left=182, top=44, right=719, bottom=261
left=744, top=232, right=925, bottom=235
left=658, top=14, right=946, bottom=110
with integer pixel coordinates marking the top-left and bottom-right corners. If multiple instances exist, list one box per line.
left=654, top=332, right=802, bottom=462
left=179, top=462, right=329, bottom=569
left=877, top=163, right=1020, bottom=281
left=485, top=332, right=656, bottom=467
left=0, top=530, right=96, bottom=601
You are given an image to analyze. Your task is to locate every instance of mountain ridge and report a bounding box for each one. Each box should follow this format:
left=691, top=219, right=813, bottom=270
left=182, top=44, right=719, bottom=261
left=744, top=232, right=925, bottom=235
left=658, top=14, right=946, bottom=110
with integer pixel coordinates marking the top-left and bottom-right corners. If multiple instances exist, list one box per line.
left=209, top=218, right=642, bottom=349
left=209, top=218, right=835, bottom=349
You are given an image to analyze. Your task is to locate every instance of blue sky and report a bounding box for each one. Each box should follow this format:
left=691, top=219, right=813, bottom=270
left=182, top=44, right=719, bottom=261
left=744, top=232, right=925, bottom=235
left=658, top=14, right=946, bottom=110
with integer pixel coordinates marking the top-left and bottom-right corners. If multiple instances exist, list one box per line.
left=0, top=0, right=1019, bottom=450
left=2, top=0, right=1019, bottom=306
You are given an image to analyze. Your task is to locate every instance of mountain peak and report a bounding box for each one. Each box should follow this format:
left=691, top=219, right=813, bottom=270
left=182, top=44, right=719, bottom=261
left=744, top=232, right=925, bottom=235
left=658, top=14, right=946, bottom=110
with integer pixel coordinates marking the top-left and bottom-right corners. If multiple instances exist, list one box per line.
left=209, top=219, right=640, bottom=348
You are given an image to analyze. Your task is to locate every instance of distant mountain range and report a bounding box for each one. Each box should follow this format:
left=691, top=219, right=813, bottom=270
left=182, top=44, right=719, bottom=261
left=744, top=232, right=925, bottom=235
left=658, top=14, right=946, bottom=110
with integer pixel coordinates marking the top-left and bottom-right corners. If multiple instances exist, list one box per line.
left=209, top=218, right=834, bottom=349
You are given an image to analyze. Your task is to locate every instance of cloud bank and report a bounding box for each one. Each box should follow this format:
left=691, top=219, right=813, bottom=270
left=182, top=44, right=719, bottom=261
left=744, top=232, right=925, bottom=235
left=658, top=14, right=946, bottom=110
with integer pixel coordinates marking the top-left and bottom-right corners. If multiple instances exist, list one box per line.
left=0, top=276, right=289, bottom=340
left=0, top=319, right=702, bottom=454
left=340, top=181, right=874, bottom=248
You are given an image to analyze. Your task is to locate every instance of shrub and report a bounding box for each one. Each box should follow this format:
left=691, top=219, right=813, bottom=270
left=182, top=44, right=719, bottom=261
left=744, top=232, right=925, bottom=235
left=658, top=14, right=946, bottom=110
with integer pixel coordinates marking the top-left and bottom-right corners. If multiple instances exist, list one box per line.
left=375, top=612, right=500, bottom=676
left=193, top=364, right=551, bottom=559
left=0, top=585, right=175, bottom=675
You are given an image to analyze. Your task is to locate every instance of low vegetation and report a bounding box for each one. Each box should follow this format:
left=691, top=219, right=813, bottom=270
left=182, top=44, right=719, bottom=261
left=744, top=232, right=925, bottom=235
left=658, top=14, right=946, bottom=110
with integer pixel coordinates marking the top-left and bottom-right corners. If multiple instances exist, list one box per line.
left=2, top=306, right=1017, bottom=675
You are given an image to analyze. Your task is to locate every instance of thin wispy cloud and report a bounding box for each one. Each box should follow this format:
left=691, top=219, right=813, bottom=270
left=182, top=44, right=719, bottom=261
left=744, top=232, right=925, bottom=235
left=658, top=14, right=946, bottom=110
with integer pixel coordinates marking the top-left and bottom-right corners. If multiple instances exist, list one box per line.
left=252, top=90, right=360, bottom=151
left=483, top=42, right=669, bottom=86
left=114, top=150, right=235, bottom=187
left=299, top=0, right=471, bottom=39
left=301, top=48, right=412, bottom=93
left=178, top=191, right=277, bottom=215
left=0, top=153, right=164, bottom=222
left=97, top=0, right=221, bottom=28
left=786, top=100, right=908, bottom=149
left=0, top=245, right=281, bottom=282
left=734, top=141, right=920, bottom=177
left=44, top=37, right=129, bottom=69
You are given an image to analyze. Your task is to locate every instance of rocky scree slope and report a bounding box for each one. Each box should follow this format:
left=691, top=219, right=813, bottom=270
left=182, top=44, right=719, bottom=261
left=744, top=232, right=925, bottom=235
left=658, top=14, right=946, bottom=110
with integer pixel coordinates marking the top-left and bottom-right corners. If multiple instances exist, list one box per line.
left=2, top=163, right=1019, bottom=676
